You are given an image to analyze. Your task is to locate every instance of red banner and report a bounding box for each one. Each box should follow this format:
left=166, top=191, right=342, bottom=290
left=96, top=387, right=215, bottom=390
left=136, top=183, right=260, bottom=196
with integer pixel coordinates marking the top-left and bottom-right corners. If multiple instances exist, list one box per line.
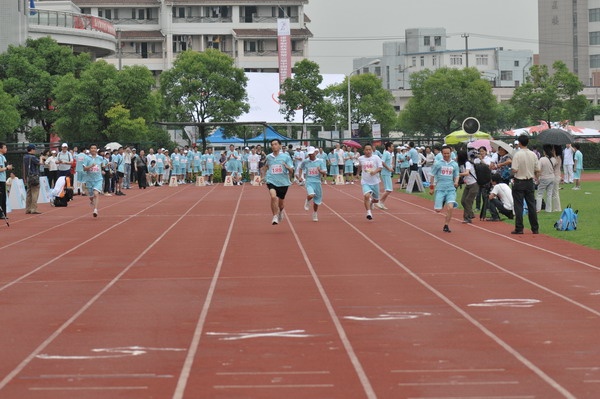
left=90, top=16, right=116, bottom=37
left=277, top=19, right=292, bottom=91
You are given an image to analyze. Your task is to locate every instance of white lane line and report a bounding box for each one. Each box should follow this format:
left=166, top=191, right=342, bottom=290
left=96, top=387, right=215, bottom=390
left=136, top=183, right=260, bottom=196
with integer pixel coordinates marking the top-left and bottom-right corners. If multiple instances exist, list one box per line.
left=407, top=396, right=535, bottom=399
left=286, top=214, right=378, bottom=399
left=334, top=187, right=600, bottom=318
left=172, top=186, right=245, bottom=399
left=0, top=185, right=217, bottom=393
left=584, top=380, right=600, bottom=383
left=322, top=201, right=577, bottom=399
left=206, top=328, right=315, bottom=340
left=386, top=193, right=600, bottom=272
left=0, top=190, right=147, bottom=252
left=566, top=367, right=600, bottom=371
left=22, top=374, right=173, bottom=379
left=28, top=386, right=148, bottom=391
left=392, top=369, right=506, bottom=373
left=399, top=381, right=519, bottom=386
left=213, top=384, right=334, bottom=389
left=0, top=186, right=193, bottom=293
left=216, top=371, right=330, bottom=376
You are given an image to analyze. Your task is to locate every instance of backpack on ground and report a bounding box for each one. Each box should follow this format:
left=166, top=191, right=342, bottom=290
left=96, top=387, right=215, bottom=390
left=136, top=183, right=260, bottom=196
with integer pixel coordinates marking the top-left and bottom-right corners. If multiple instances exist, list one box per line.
left=554, top=205, right=578, bottom=231
left=473, top=162, right=492, bottom=186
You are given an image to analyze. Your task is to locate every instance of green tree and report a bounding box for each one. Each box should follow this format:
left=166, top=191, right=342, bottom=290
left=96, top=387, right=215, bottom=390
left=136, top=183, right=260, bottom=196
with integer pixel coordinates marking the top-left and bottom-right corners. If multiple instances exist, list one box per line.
left=279, top=59, right=326, bottom=139
left=510, top=61, right=587, bottom=127
left=399, top=67, right=498, bottom=136
left=0, top=82, right=20, bottom=141
left=115, top=65, right=160, bottom=122
left=0, top=37, right=90, bottom=141
left=104, top=104, right=149, bottom=142
left=160, top=49, right=249, bottom=150
left=326, top=73, right=396, bottom=137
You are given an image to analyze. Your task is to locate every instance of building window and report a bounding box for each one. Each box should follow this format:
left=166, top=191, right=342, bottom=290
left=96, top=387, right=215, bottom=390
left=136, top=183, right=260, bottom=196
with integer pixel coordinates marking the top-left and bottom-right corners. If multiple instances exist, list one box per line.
left=476, top=54, right=488, bottom=66
left=374, top=66, right=381, bottom=77
left=450, top=55, right=463, bottom=66
left=363, top=67, right=369, bottom=74
left=432, top=55, right=437, bottom=66
left=420, top=56, right=425, bottom=66
left=173, top=7, right=186, bottom=18
left=434, top=36, right=442, bottom=46
left=411, top=57, right=416, bottom=67
left=591, top=54, right=600, bottom=68
left=514, top=60, right=519, bottom=67
left=81, top=7, right=91, bottom=14
left=591, top=8, right=600, bottom=22
left=173, top=35, right=188, bottom=52
left=424, top=36, right=430, bottom=46
left=591, top=31, right=600, bottom=45
left=98, top=8, right=118, bottom=20
left=500, top=70, right=513, bottom=81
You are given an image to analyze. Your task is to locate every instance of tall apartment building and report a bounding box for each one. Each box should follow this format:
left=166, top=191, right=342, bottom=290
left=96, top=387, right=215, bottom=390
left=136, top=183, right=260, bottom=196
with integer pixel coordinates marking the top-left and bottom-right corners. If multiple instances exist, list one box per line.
left=354, top=28, right=533, bottom=90
left=538, top=0, right=591, bottom=85
left=71, top=0, right=312, bottom=76
left=0, top=0, right=29, bottom=54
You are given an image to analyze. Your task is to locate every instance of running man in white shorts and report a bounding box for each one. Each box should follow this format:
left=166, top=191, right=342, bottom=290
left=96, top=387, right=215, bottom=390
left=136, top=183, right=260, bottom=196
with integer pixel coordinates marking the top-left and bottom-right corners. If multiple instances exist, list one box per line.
left=357, top=143, right=383, bottom=220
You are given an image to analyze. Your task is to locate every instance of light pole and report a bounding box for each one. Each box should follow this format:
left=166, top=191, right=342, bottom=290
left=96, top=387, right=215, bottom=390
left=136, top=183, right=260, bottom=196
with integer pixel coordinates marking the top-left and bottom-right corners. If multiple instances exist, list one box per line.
left=348, top=59, right=380, bottom=139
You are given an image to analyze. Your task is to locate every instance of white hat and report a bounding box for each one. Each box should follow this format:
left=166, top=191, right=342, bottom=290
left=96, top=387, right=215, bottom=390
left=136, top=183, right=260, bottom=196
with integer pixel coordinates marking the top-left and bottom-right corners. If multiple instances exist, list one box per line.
left=61, top=143, right=68, bottom=148
left=51, top=150, right=57, bottom=153
left=184, top=150, right=188, bottom=153
left=85, top=150, right=90, bottom=154
left=514, top=140, right=519, bottom=145
left=306, top=146, right=317, bottom=155
left=400, top=146, right=406, bottom=150
left=245, top=147, right=249, bottom=150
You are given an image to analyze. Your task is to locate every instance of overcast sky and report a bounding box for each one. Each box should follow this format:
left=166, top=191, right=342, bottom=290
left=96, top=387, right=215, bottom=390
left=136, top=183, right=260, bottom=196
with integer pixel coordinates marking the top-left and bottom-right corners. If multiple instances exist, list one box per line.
left=304, top=0, right=539, bottom=73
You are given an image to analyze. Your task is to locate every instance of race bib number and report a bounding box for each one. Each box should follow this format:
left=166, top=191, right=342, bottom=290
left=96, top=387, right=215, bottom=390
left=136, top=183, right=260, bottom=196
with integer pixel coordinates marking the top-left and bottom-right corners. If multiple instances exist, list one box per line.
left=308, top=167, right=319, bottom=176
left=363, top=162, right=374, bottom=171
left=194, top=156, right=200, bottom=160
left=271, top=164, right=284, bottom=174
left=441, top=166, right=454, bottom=176
left=90, top=164, right=100, bottom=173
left=157, top=159, right=163, bottom=164
left=207, top=158, right=213, bottom=163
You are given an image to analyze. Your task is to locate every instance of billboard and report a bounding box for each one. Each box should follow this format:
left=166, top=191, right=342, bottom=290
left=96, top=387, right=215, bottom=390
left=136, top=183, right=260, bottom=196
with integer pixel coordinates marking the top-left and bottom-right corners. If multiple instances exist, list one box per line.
left=277, top=19, right=292, bottom=90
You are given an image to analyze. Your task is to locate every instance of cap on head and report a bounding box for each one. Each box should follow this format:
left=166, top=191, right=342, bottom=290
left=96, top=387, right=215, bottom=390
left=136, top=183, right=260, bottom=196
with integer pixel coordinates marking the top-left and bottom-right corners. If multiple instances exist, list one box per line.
left=306, top=146, right=317, bottom=155
left=62, top=143, right=68, bottom=148
left=27, top=144, right=36, bottom=151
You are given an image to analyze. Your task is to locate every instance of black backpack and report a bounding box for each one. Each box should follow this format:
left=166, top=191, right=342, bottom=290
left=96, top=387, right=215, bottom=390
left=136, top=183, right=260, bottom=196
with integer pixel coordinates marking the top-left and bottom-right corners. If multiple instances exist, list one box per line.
left=473, top=162, right=492, bottom=186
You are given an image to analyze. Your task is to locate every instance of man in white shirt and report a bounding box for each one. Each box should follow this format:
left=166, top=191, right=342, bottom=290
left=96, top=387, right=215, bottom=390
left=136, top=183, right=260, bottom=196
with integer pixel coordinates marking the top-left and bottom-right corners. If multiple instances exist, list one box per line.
left=335, top=143, right=345, bottom=175
left=563, top=144, right=574, bottom=184
left=488, top=174, right=514, bottom=221
left=123, top=147, right=132, bottom=189
left=56, top=143, right=73, bottom=178
left=357, top=143, right=383, bottom=220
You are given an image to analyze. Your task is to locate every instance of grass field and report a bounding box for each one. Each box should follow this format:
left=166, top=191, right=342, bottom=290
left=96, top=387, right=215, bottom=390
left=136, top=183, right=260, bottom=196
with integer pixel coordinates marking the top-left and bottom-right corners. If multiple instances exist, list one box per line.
left=404, top=181, right=600, bottom=251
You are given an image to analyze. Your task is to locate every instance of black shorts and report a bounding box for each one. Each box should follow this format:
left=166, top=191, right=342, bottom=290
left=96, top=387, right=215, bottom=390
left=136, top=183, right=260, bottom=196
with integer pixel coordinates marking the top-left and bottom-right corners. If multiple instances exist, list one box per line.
left=267, top=183, right=289, bottom=200
left=117, top=172, right=124, bottom=178
left=338, top=164, right=344, bottom=174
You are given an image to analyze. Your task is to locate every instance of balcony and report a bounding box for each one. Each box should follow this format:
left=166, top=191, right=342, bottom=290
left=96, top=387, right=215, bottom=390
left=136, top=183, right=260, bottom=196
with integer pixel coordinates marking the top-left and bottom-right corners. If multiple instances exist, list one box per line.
left=113, top=18, right=159, bottom=25
left=173, top=16, right=232, bottom=23
left=244, top=49, right=304, bottom=57
left=116, top=51, right=163, bottom=59
left=240, top=15, right=299, bottom=23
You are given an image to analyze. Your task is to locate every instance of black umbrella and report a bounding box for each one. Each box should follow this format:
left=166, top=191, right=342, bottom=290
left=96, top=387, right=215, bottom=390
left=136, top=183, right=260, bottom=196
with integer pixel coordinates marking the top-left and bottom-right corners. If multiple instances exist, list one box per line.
left=537, top=128, right=574, bottom=145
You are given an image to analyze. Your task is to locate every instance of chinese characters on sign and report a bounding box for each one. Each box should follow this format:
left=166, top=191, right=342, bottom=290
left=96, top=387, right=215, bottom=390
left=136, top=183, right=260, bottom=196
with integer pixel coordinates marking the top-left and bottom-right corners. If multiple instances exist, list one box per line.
left=277, top=18, right=292, bottom=93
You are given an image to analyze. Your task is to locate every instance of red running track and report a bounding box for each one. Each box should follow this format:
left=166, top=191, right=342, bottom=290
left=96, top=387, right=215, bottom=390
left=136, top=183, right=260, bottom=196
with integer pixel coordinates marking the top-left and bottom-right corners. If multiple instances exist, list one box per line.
left=0, top=183, right=599, bottom=399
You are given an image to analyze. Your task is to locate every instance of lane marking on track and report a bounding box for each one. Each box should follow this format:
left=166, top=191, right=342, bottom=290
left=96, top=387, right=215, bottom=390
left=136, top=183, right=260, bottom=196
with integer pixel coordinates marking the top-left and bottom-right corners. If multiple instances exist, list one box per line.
left=407, top=396, right=535, bottom=399
left=172, top=186, right=245, bottom=399
left=331, top=187, right=600, bottom=318
left=398, top=381, right=519, bottom=386
left=384, top=192, right=600, bottom=272
left=28, top=386, right=148, bottom=391
left=392, top=369, right=506, bottom=373
left=21, top=374, right=173, bottom=379
left=286, top=213, right=378, bottom=399
left=36, top=346, right=186, bottom=360
left=566, top=366, right=600, bottom=371
left=213, top=384, right=334, bottom=389
left=0, top=190, right=148, bottom=252
left=0, top=186, right=193, bottom=294
left=216, top=371, right=330, bottom=376
left=344, top=311, right=432, bottom=321
left=206, top=328, right=315, bottom=340
left=0, top=185, right=217, bottom=393
left=468, top=299, right=541, bottom=308
left=322, top=199, right=577, bottom=399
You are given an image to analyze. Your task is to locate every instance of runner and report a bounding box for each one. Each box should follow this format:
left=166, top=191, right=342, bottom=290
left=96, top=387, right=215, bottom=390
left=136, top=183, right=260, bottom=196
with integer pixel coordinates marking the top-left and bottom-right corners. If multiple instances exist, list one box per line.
left=180, top=150, right=189, bottom=184
left=114, top=147, right=126, bottom=196
left=192, top=146, right=202, bottom=183
left=378, top=141, right=395, bottom=209
left=171, top=148, right=181, bottom=184
left=82, top=144, right=106, bottom=218
left=202, top=148, right=216, bottom=185
left=261, top=139, right=294, bottom=225
left=328, top=149, right=338, bottom=184
left=226, top=144, right=241, bottom=185
left=298, top=146, right=327, bottom=222
left=344, top=146, right=354, bottom=184
left=429, top=145, right=460, bottom=233
left=155, top=148, right=166, bottom=186
left=249, top=147, right=260, bottom=182
left=357, top=143, right=383, bottom=220
left=74, top=148, right=87, bottom=196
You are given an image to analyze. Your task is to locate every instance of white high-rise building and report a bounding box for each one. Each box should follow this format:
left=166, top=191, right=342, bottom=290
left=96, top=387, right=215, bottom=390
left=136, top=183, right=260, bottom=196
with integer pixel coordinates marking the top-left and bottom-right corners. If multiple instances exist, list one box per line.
left=0, top=0, right=29, bottom=54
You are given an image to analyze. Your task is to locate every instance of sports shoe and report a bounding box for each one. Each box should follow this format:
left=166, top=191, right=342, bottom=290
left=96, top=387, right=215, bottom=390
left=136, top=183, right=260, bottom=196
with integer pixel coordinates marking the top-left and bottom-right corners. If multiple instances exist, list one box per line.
left=304, top=199, right=310, bottom=211
left=272, top=215, right=279, bottom=225
left=278, top=211, right=284, bottom=222
left=366, top=210, right=373, bottom=220
left=462, top=218, right=472, bottom=224
left=93, top=209, right=98, bottom=218
left=443, top=225, right=451, bottom=233
left=572, top=186, right=581, bottom=190
left=351, top=181, right=354, bottom=185
left=312, top=212, right=319, bottom=222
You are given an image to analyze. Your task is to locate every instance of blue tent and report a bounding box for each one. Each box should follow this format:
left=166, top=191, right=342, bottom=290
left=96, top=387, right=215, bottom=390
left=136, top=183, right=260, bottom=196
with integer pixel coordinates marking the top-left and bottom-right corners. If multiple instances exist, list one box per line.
left=201, top=128, right=244, bottom=144
left=246, top=126, right=297, bottom=143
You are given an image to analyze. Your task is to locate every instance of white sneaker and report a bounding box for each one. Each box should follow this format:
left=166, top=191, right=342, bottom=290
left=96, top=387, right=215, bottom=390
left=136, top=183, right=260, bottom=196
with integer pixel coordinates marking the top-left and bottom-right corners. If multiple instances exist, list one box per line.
left=312, top=212, right=319, bottom=222
left=304, top=199, right=310, bottom=211
left=93, top=209, right=98, bottom=218
left=324, top=181, right=328, bottom=185
left=272, top=215, right=279, bottom=225
left=376, top=203, right=385, bottom=210
left=366, top=210, right=373, bottom=220
left=351, top=181, right=354, bottom=185
left=278, top=211, right=284, bottom=222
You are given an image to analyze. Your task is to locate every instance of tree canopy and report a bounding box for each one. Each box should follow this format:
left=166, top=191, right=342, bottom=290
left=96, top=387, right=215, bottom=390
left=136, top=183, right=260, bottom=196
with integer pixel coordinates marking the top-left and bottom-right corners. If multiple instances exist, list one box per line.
left=0, top=81, right=20, bottom=141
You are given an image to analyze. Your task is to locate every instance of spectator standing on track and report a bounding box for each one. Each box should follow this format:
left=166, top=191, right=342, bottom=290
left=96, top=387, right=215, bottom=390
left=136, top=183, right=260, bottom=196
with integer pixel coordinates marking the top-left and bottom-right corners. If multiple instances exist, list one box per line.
left=344, top=146, right=354, bottom=184
left=335, top=143, right=345, bottom=176
left=457, top=150, right=478, bottom=224
left=249, top=148, right=260, bottom=182
left=83, top=144, right=105, bottom=218
left=123, top=147, right=132, bottom=189
left=429, top=146, right=459, bottom=233
left=399, top=146, right=410, bottom=187
left=572, top=143, right=583, bottom=190
left=56, top=143, right=73, bottom=179
left=155, top=148, right=166, bottom=186
left=261, top=138, right=294, bottom=225
left=102, top=151, right=113, bottom=196
left=136, top=149, right=148, bottom=189
left=407, top=142, right=420, bottom=175
left=510, top=135, right=540, bottom=235
left=75, top=148, right=87, bottom=196
left=488, top=174, right=514, bottom=221
left=45, top=150, right=58, bottom=188
left=357, top=143, right=383, bottom=220
left=536, top=145, right=557, bottom=213
left=0, top=142, right=13, bottom=219
left=422, top=146, right=435, bottom=183
left=298, top=146, right=327, bottom=222
left=562, top=144, right=574, bottom=184
left=23, top=144, right=42, bottom=215
left=202, top=148, right=215, bottom=185
left=378, top=141, right=395, bottom=210
left=327, top=149, right=338, bottom=183
left=130, top=148, right=138, bottom=185
left=114, top=147, right=126, bottom=196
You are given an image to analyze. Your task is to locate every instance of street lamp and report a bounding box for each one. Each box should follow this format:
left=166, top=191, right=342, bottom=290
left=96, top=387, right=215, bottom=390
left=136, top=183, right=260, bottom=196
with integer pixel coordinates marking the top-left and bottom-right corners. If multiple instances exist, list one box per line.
left=348, top=59, right=380, bottom=139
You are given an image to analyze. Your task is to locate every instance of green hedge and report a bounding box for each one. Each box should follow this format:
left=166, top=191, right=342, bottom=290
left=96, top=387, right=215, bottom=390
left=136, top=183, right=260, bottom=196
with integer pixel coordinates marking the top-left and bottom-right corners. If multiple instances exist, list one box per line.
left=579, top=143, right=600, bottom=169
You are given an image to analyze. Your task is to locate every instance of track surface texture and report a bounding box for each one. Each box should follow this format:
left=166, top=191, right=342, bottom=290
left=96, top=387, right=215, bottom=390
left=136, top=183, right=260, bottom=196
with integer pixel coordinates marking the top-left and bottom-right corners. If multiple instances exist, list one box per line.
left=1, top=183, right=599, bottom=399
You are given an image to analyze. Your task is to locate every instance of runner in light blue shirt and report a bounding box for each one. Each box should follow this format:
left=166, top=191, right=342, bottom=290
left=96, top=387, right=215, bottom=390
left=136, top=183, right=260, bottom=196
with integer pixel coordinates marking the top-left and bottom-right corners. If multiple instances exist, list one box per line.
left=573, top=144, right=583, bottom=189
left=82, top=144, right=105, bottom=218
left=429, top=145, right=460, bottom=233
left=75, top=149, right=87, bottom=195
left=202, top=148, right=216, bottom=185
left=299, top=147, right=327, bottom=222
left=328, top=151, right=338, bottom=180
left=113, top=148, right=126, bottom=196
left=261, top=139, right=294, bottom=225
left=171, top=149, right=181, bottom=183
left=155, top=149, right=166, bottom=185
left=379, top=142, right=395, bottom=209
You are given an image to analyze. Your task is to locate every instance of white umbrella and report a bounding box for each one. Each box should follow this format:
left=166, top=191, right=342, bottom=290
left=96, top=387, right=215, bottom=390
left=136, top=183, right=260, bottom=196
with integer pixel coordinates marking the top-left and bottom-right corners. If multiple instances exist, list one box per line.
left=105, top=142, right=122, bottom=151
left=491, top=140, right=514, bottom=156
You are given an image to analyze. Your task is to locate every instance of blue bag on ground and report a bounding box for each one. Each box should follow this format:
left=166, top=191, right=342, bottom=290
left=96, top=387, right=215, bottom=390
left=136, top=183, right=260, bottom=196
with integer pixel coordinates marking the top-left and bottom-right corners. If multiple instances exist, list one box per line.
left=554, top=205, right=578, bottom=231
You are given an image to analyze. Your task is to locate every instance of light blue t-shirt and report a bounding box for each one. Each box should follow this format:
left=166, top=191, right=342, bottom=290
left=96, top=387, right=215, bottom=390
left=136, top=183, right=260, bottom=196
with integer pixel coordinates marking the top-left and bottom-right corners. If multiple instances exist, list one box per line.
left=0, top=154, right=6, bottom=182
left=574, top=150, right=583, bottom=170
left=265, top=152, right=293, bottom=187
left=75, top=152, right=86, bottom=173
left=83, top=155, right=105, bottom=182
left=301, top=158, right=327, bottom=183
left=192, top=151, right=201, bottom=167
left=400, top=153, right=410, bottom=168
left=431, top=159, right=459, bottom=191
left=328, top=152, right=337, bottom=165
left=434, top=152, right=443, bottom=162
left=408, top=148, right=419, bottom=165
left=156, top=153, right=166, bottom=169
left=172, top=153, right=180, bottom=167
left=148, top=164, right=157, bottom=174
left=113, top=153, right=125, bottom=173
left=381, top=150, right=393, bottom=176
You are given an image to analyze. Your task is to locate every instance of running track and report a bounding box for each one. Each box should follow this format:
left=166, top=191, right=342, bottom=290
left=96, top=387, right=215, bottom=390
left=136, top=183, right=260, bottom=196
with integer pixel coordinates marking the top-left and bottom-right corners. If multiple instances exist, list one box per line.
left=0, top=183, right=599, bottom=399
